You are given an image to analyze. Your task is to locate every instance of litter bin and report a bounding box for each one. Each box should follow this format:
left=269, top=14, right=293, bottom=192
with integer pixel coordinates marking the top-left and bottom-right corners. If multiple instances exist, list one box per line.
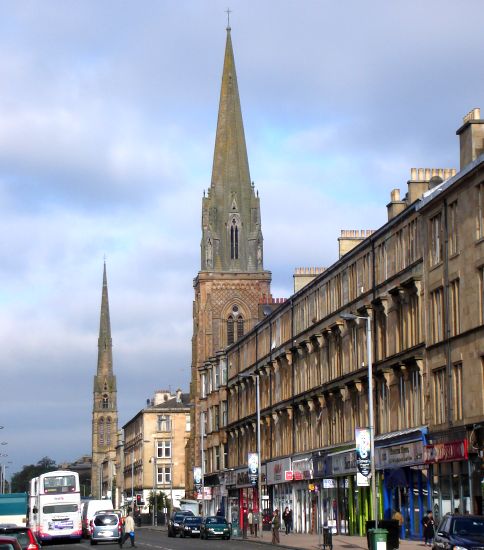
left=367, top=520, right=399, bottom=550
left=368, top=528, right=388, bottom=550
left=322, top=526, right=333, bottom=550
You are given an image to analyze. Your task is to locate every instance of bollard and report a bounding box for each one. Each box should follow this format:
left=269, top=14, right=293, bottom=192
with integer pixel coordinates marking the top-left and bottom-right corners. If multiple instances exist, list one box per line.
left=322, top=526, right=333, bottom=550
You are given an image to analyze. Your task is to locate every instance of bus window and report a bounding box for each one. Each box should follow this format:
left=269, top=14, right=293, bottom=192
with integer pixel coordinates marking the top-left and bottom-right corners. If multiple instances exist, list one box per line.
left=43, top=475, right=76, bottom=494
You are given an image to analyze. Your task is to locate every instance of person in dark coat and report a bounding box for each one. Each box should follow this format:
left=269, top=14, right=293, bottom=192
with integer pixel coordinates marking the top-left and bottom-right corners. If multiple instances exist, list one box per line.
left=422, top=511, right=435, bottom=546
left=282, top=507, right=293, bottom=534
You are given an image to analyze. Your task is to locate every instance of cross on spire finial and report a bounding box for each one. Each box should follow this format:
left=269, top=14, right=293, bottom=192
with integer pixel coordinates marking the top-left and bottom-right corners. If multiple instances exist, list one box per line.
left=226, top=7, right=231, bottom=30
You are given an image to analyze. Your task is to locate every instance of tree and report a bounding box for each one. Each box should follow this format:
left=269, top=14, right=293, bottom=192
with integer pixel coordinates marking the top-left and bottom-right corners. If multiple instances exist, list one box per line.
left=10, top=456, right=57, bottom=493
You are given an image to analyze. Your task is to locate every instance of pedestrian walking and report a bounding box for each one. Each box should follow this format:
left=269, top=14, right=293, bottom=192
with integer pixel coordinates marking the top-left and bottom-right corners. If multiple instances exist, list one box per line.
left=422, top=510, right=435, bottom=547
left=271, top=509, right=280, bottom=545
left=248, top=508, right=254, bottom=535
left=282, top=507, right=293, bottom=534
left=119, top=513, right=136, bottom=548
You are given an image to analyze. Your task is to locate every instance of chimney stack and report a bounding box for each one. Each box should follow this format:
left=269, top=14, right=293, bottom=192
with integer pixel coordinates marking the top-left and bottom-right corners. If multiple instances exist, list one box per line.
left=387, top=189, right=406, bottom=220
left=456, top=108, right=484, bottom=169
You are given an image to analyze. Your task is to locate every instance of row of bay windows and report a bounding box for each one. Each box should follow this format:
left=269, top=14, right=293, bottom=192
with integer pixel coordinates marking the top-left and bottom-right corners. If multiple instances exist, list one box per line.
left=223, top=361, right=467, bottom=468
left=200, top=360, right=228, bottom=399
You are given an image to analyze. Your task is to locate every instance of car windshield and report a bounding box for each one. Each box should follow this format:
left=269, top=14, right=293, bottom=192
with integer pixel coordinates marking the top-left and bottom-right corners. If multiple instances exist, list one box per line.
left=0, top=544, right=16, bottom=550
left=94, top=514, right=118, bottom=526
left=206, top=517, right=226, bottom=525
left=184, top=518, right=201, bottom=525
left=452, top=518, right=484, bottom=536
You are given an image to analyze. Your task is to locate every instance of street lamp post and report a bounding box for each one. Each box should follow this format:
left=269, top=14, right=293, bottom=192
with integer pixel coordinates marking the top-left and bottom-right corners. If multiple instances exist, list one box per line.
left=340, top=311, right=377, bottom=527
left=200, top=411, right=205, bottom=516
left=240, top=372, right=262, bottom=538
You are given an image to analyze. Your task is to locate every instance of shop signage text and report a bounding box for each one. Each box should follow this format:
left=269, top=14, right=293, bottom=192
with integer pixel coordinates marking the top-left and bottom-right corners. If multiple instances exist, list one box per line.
left=424, top=440, right=468, bottom=464
left=356, top=428, right=371, bottom=477
left=376, top=441, right=423, bottom=469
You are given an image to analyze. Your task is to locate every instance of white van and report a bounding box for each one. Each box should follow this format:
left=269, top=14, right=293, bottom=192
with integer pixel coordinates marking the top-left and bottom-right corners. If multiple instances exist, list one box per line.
left=81, top=499, right=113, bottom=538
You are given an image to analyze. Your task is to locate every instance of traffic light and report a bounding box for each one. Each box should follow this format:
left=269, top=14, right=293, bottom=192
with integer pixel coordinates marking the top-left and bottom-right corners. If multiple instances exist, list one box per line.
left=136, top=494, right=142, bottom=506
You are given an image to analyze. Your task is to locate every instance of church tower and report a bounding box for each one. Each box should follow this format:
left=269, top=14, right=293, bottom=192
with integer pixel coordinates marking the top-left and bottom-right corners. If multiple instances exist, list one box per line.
left=91, top=262, right=118, bottom=498
left=187, top=25, right=272, bottom=492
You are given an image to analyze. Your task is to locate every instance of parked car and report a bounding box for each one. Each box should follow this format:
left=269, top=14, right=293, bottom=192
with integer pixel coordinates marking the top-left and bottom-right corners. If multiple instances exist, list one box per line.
left=180, top=516, right=202, bottom=538
left=433, top=514, right=484, bottom=550
left=0, top=526, right=40, bottom=550
left=167, top=511, right=194, bottom=537
left=90, top=512, right=121, bottom=545
left=200, top=516, right=231, bottom=540
left=0, top=535, right=23, bottom=550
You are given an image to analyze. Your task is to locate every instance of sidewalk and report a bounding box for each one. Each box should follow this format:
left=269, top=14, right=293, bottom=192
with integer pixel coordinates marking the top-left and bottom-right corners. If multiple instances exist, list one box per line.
left=231, top=531, right=424, bottom=550
left=142, top=525, right=424, bottom=550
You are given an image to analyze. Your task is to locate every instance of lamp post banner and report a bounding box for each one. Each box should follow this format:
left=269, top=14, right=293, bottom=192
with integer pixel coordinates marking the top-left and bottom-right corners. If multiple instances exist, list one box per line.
left=356, top=428, right=371, bottom=477
left=193, top=467, right=202, bottom=493
left=248, top=453, right=259, bottom=486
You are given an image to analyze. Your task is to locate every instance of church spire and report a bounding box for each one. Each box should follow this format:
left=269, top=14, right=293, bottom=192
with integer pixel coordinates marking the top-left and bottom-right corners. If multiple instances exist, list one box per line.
left=97, top=260, right=112, bottom=373
left=201, top=27, right=264, bottom=272
left=91, top=261, right=118, bottom=499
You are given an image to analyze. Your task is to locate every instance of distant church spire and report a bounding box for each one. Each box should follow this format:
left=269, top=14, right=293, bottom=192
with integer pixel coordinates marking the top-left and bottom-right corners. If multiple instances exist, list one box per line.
left=91, top=261, right=118, bottom=499
left=201, top=26, right=264, bottom=272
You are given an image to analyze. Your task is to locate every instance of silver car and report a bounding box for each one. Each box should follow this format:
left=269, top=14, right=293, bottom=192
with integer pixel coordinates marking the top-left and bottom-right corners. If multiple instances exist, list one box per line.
left=91, top=512, right=121, bottom=545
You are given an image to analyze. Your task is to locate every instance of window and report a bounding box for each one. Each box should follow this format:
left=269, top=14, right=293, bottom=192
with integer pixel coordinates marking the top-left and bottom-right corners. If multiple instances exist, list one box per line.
left=157, top=440, right=171, bottom=458
left=106, top=417, right=112, bottom=445
left=237, top=316, right=244, bottom=340
left=399, top=375, right=408, bottom=428
left=156, top=466, right=171, bottom=485
left=227, top=315, right=234, bottom=345
left=453, top=363, right=463, bottom=421
left=221, top=401, right=228, bottom=426
left=98, top=418, right=104, bottom=446
left=214, top=364, right=220, bottom=389
left=431, top=287, right=444, bottom=343
left=478, top=183, right=484, bottom=239
left=379, top=379, right=390, bottom=434
left=448, top=201, right=458, bottom=256
left=185, top=414, right=191, bottom=432
left=221, top=359, right=227, bottom=385
left=449, top=279, right=460, bottom=337
left=479, top=267, right=484, bottom=323
left=215, top=445, right=220, bottom=471
left=430, top=212, right=443, bottom=266
left=157, top=415, right=171, bottom=432
left=230, top=218, right=239, bottom=259
left=409, top=370, right=422, bottom=426
left=433, top=368, right=447, bottom=424
left=201, top=373, right=207, bottom=398
left=102, top=394, right=109, bottom=409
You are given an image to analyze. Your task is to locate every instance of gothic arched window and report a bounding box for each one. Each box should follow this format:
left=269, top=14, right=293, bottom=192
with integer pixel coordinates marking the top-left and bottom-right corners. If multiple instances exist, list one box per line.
left=227, top=315, right=234, bottom=345
left=102, top=394, right=109, bottom=409
left=98, top=418, right=105, bottom=446
left=106, top=417, right=112, bottom=446
left=230, top=219, right=239, bottom=260
left=237, top=315, right=244, bottom=340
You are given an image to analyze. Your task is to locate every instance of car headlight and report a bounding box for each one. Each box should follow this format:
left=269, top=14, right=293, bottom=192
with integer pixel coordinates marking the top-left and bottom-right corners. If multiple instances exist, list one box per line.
left=208, top=528, right=215, bottom=532
left=174, top=523, right=179, bottom=527
left=453, top=546, right=469, bottom=550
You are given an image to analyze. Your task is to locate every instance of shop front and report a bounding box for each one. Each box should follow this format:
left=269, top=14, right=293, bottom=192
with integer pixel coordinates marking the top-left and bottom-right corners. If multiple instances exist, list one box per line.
left=225, top=465, right=267, bottom=535
left=424, top=436, right=471, bottom=519
left=323, top=449, right=357, bottom=535
left=266, top=457, right=293, bottom=523
left=376, top=430, right=429, bottom=540
left=292, top=455, right=315, bottom=534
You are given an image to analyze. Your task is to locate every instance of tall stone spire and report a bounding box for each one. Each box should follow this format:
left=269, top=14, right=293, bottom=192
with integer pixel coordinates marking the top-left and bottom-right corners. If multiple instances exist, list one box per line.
left=91, top=261, right=118, bottom=498
left=201, top=27, right=264, bottom=272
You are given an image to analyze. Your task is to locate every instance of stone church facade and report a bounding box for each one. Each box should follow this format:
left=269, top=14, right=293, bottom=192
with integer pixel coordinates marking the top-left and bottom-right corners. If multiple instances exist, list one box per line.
left=186, top=26, right=272, bottom=497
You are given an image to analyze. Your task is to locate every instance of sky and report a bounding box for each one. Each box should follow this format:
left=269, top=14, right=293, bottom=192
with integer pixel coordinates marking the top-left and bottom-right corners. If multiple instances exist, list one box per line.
left=1, top=0, right=483, bottom=479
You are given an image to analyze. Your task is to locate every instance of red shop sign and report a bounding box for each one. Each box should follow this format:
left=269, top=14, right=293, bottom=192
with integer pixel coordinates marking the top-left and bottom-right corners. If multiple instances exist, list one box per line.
left=423, top=439, right=468, bottom=464
left=285, top=471, right=293, bottom=481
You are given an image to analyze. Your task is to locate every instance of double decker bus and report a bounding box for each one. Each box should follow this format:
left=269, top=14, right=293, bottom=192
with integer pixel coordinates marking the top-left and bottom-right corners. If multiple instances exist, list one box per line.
left=28, top=470, right=82, bottom=542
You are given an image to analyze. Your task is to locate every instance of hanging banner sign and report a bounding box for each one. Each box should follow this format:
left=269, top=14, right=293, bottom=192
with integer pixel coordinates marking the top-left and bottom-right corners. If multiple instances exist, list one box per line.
left=193, top=467, right=202, bottom=493
left=248, top=453, right=259, bottom=486
left=355, top=428, right=371, bottom=477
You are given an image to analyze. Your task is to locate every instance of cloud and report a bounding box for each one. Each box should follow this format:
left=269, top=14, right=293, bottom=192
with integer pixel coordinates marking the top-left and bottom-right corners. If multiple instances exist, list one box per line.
left=1, top=0, right=483, bottom=476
